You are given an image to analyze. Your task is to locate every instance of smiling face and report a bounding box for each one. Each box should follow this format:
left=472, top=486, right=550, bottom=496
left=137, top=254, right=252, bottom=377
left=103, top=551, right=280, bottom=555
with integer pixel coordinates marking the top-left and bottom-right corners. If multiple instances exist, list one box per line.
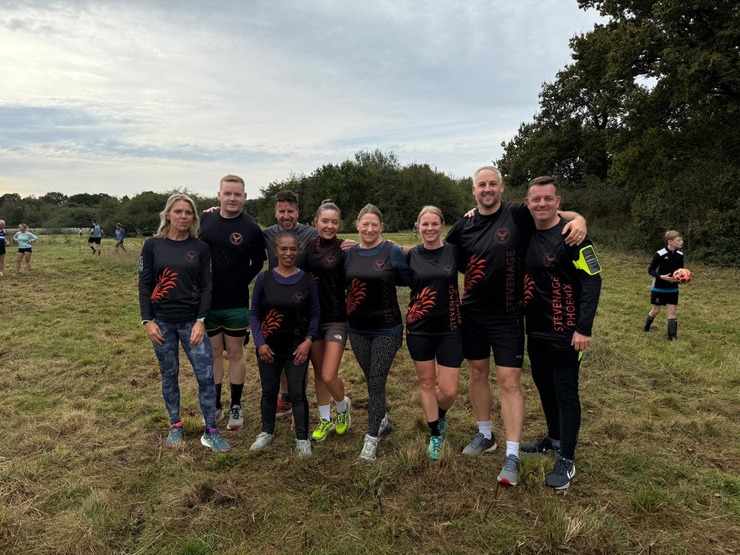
left=357, top=213, right=383, bottom=247
left=526, top=184, right=561, bottom=229
left=472, top=168, right=505, bottom=215
left=275, top=201, right=299, bottom=231
left=274, top=234, right=299, bottom=269
left=316, top=208, right=341, bottom=240
left=418, top=210, right=443, bottom=248
left=167, top=200, right=195, bottom=235
left=218, top=180, right=246, bottom=218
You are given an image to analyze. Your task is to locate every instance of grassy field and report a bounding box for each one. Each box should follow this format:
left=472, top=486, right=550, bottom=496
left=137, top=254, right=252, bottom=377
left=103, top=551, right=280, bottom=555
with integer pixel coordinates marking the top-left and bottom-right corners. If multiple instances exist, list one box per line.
left=1, top=233, right=738, bottom=555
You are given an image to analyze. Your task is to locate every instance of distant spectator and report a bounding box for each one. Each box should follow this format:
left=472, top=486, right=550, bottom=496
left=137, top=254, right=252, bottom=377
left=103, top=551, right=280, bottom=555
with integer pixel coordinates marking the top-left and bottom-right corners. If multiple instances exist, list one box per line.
left=13, top=223, right=38, bottom=276
left=0, top=219, right=7, bottom=277
left=114, top=223, right=126, bottom=251
left=89, top=219, right=102, bottom=255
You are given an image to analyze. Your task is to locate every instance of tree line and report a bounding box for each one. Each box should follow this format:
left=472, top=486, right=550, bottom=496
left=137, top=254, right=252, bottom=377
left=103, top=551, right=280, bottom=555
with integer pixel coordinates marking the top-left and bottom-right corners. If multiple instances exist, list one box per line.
left=0, top=150, right=471, bottom=237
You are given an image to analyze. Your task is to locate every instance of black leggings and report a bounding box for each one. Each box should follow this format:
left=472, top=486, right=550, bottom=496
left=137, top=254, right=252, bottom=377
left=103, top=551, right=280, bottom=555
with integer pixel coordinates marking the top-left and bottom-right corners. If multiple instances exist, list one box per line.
left=257, top=355, right=309, bottom=440
left=349, top=332, right=402, bottom=436
left=527, top=336, right=582, bottom=461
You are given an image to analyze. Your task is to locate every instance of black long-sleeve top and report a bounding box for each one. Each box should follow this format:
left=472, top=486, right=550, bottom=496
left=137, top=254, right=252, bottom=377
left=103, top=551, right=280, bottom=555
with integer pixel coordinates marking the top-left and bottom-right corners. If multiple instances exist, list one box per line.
left=138, top=236, right=213, bottom=323
left=524, top=218, right=602, bottom=340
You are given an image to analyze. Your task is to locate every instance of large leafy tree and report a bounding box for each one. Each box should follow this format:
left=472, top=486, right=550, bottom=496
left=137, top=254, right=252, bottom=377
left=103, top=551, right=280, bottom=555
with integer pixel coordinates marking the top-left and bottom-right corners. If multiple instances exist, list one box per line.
left=498, top=0, right=739, bottom=261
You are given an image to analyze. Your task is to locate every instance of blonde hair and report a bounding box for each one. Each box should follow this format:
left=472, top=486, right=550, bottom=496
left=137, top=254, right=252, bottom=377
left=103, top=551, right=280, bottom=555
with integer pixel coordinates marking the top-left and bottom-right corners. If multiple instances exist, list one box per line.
left=416, top=205, right=444, bottom=226
left=665, top=230, right=682, bottom=243
left=155, top=194, right=200, bottom=239
left=220, top=174, right=245, bottom=188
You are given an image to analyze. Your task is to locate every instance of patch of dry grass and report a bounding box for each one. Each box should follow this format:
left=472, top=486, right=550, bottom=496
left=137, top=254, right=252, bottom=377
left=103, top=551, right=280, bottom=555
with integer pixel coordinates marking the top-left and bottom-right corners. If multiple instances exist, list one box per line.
left=0, top=236, right=737, bottom=554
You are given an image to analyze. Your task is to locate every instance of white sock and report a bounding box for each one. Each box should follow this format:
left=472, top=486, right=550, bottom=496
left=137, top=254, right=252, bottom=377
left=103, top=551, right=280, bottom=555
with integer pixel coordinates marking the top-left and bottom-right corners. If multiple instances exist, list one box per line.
left=335, top=398, right=347, bottom=413
left=318, top=404, right=331, bottom=421
left=478, top=421, right=492, bottom=440
left=506, top=441, right=519, bottom=458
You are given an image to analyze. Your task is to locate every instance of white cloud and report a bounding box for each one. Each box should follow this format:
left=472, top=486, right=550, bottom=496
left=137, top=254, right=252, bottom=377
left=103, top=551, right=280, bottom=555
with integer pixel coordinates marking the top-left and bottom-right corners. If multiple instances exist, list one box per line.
left=0, top=0, right=602, bottom=199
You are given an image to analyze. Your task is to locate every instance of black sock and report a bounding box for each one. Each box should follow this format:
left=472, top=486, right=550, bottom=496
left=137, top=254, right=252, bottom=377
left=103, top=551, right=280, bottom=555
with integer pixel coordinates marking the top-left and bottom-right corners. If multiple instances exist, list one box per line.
left=438, top=407, right=448, bottom=420
left=230, top=383, right=244, bottom=407
left=215, top=383, right=222, bottom=410
left=644, top=315, right=655, bottom=331
left=428, top=420, right=441, bottom=437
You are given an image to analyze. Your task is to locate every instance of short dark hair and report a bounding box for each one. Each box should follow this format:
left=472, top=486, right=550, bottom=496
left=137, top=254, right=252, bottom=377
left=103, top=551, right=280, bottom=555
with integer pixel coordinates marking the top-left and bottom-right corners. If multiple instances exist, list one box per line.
left=274, top=190, right=298, bottom=206
left=528, top=176, right=559, bottom=195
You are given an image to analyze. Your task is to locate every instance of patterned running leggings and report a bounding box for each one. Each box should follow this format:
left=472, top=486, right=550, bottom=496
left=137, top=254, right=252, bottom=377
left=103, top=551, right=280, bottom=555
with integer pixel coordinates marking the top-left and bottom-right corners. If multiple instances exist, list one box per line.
left=152, top=319, right=217, bottom=428
left=349, top=332, right=402, bottom=437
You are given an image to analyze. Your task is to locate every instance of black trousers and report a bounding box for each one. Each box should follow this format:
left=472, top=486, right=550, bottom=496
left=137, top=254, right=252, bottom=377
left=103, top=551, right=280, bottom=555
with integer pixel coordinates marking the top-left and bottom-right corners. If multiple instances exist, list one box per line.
left=527, top=336, right=582, bottom=461
left=257, top=355, right=309, bottom=440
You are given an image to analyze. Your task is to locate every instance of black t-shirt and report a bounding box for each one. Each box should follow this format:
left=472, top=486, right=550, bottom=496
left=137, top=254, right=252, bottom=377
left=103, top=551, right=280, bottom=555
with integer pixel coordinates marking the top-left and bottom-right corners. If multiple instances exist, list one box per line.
left=138, top=236, right=212, bottom=323
left=200, top=212, right=266, bottom=310
left=648, top=248, right=684, bottom=290
left=406, top=243, right=462, bottom=335
left=524, top=218, right=602, bottom=340
left=303, top=236, right=347, bottom=324
left=446, top=202, right=534, bottom=318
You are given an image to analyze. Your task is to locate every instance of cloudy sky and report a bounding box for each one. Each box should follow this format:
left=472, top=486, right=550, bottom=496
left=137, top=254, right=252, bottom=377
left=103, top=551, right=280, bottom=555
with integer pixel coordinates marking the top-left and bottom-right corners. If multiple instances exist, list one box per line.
left=0, top=0, right=602, bottom=200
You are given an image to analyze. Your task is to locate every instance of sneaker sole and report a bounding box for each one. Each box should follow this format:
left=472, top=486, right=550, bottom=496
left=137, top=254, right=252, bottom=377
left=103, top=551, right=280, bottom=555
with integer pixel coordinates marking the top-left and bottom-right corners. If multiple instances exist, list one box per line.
left=226, top=423, right=244, bottom=430
left=200, top=437, right=231, bottom=453
left=311, top=429, right=334, bottom=442
left=548, top=469, right=576, bottom=490
left=462, top=441, right=498, bottom=456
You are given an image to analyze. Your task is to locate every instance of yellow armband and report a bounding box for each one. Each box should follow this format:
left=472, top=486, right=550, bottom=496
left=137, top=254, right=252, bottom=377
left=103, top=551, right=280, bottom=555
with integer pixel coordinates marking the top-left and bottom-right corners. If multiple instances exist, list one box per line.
left=572, top=245, right=602, bottom=275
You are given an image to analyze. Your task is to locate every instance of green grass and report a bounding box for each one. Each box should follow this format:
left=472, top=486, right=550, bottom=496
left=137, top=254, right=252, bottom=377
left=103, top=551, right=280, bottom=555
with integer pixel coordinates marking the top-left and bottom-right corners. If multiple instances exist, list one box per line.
left=0, top=234, right=738, bottom=554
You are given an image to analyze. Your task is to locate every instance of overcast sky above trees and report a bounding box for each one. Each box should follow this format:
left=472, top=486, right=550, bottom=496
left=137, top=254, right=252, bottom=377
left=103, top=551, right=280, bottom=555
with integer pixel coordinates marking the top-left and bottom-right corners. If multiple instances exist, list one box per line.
left=0, top=0, right=602, bottom=199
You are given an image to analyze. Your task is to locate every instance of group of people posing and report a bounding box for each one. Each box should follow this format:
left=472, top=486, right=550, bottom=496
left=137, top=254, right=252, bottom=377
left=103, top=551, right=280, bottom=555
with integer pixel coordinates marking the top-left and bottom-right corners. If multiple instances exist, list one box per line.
left=138, top=167, right=602, bottom=491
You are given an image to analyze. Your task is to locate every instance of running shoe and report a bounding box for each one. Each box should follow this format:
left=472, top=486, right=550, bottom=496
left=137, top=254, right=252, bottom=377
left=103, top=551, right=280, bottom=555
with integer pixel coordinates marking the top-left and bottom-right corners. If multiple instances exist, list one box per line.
left=521, top=436, right=559, bottom=454
left=428, top=435, right=443, bottom=461
left=438, top=415, right=447, bottom=435
left=359, top=434, right=379, bottom=462
left=378, top=415, right=393, bottom=438
left=250, top=432, right=274, bottom=451
left=226, top=405, right=244, bottom=430
left=546, top=456, right=576, bottom=490
left=497, top=454, right=520, bottom=486
left=276, top=398, right=292, bottom=416
left=461, top=432, right=497, bottom=456
left=295, top=439, right=312, bottom=457
left=335, top=396, right=351, bottom=435
left=165, top=422, right=183, bottom=448
left=311, top=419, right=335, bottom=442
left=201, top=428, right=231, bottom=453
